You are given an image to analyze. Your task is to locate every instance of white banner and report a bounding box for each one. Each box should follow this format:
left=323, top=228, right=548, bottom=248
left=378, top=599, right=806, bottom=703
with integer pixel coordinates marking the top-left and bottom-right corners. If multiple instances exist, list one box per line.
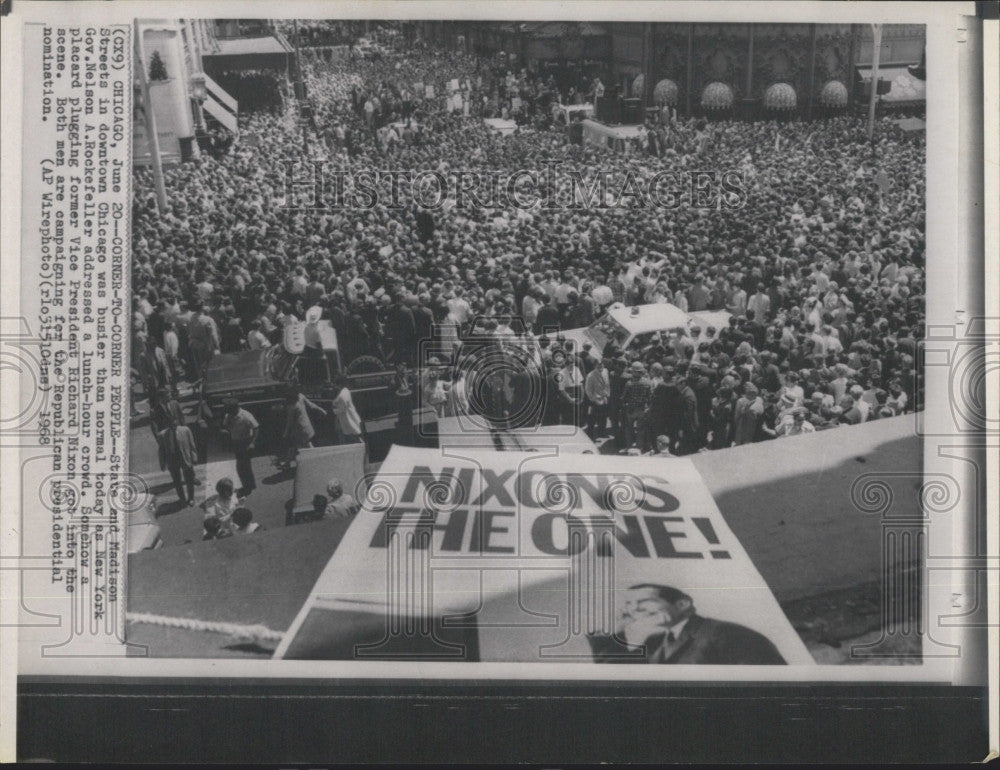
left=277, top=447, right=813, bottom=665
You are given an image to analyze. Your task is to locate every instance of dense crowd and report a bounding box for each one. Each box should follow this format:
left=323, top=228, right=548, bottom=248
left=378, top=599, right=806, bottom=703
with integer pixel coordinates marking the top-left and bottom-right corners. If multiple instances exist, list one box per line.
left=210, top=69, right=287, bottom=115
left=132, top=33, right=924, bottom=461
left=276, top=20, right=384, bottom=49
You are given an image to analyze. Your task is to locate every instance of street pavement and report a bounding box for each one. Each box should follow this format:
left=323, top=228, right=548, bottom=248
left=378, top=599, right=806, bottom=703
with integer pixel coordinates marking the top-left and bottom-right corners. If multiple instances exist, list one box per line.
left=130, top=387, right=300, bottom=547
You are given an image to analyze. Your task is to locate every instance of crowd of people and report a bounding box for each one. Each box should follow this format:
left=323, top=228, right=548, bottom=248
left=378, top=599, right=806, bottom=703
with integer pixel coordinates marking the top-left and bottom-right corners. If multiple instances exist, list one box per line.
left=277, top=20, right=385, bottom=49
left=196, top=469, right=361, bottom=540
left=210, top=69, right=288, bottom=115
left=132, top=29, right=924, bottom=465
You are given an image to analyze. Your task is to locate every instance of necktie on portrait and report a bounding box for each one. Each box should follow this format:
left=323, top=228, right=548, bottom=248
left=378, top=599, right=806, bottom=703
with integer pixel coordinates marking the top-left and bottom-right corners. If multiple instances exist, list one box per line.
left=646, top=631, right=667, bottom=662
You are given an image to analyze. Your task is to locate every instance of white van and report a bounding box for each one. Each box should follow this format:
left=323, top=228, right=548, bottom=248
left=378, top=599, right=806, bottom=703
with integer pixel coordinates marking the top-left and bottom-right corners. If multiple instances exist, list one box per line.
left=560, top=302, right=732, bottom=363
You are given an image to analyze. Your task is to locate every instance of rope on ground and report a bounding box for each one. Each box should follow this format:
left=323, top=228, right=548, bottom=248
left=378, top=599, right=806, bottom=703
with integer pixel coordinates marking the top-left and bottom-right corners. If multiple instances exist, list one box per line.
left=126, top=612, right=284, bottom=643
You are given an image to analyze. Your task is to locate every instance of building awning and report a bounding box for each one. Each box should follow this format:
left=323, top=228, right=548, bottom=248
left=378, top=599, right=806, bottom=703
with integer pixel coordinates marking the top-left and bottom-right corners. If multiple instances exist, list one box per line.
left=856, top=64, right=926, bottom=102
left=199, top=71, right=239, bottom=133
left=214, top=35, right=293, bottom=56
left=205, top=72, right=237, bottom=112
left=203, top=93, right=238, bottom=133
left=202, top=34, right=293, bottom=76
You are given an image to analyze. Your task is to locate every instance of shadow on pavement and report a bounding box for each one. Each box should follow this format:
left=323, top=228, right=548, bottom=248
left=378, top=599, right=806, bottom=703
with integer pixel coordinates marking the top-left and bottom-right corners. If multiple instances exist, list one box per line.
left=262, top=468, right=295, bottom=486
left=154, top=498, right=195, bottom=518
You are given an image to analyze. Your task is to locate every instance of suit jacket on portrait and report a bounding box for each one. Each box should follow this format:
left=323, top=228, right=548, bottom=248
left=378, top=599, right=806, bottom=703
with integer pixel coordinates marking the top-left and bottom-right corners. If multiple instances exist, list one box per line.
left=587, top=614, right=787, bottom=665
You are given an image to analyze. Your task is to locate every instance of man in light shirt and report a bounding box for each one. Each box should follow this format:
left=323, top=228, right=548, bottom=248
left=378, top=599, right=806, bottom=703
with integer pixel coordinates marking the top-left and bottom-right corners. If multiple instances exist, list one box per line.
left=810, top=263, right=830, bottom=293
left=323, top=478, right=359, bottom=518
left=246, top=319, right=271, bottom=351
left=330, top=373, right=365, bottom=446
left=727, top=283, right=748, bottom=318
left=557, top=353, right=585, bottom=426
left=188, top=305, right=220, bottom=383
left=290, top=266, right=309, bottom=297
left=747, top=283, right=771, bottom=321
left=591, top=280, right=613, bottom=311
left=447, top=287, right=471, bottom=328
left=820, top=325, right=843, bottom=361
left=849, top=384, right=871, bottom=422
left=521, top=287, right=543, bottom=328
left=584, top=358, right=610, bottom=439
left=221, top=397, right=260, bottom=495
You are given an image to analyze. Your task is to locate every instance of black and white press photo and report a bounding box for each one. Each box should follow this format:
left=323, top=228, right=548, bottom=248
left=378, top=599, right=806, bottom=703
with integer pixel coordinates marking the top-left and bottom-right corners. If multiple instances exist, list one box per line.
left=3, top=0, right=995, bottom=762
left=120, top=17, right=938, bottom=666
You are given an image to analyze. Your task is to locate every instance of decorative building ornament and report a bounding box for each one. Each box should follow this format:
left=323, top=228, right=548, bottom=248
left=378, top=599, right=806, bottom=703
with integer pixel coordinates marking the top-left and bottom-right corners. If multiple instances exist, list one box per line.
left=701, top=81, right=734, bottom=110
left=819, top=79, right=849, bottom=107
left=763, top=81, right=797, bottom=111
left=653, top=78, right=679, bottom=106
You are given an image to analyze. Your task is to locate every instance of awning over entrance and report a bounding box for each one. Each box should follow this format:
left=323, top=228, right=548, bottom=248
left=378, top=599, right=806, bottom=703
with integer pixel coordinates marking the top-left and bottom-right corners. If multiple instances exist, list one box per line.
left=202, top=93, right=238, bottom=133
left=202, top=34, right=293, bottom=77
left=205, top=72, right=237, bottom=112
left=215, top=35, right=293, bottom=56
left=196, top=71, right=239, bottom=134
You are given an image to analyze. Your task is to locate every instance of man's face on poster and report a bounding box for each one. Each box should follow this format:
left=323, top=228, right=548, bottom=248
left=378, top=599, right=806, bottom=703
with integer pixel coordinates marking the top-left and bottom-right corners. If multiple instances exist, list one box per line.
left=621, top=586, right=692, bottom=628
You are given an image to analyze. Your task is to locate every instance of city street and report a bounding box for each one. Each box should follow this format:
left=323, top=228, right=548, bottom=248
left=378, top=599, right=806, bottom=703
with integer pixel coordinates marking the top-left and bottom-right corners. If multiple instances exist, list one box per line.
left=130, top=386, right=299, bottom=546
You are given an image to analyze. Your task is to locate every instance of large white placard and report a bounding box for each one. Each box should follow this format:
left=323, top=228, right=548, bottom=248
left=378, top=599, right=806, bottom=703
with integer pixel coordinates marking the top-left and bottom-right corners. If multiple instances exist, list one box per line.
left=277, top=447, right=813, bottom=665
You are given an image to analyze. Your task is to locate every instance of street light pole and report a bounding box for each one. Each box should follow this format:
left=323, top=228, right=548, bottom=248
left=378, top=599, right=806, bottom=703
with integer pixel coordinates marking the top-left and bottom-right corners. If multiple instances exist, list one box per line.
left=293, top=18, right=309, bottom=152
left=867, top=23, right=882, bottom=144
left=134, top=19, right=168, bottom=213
